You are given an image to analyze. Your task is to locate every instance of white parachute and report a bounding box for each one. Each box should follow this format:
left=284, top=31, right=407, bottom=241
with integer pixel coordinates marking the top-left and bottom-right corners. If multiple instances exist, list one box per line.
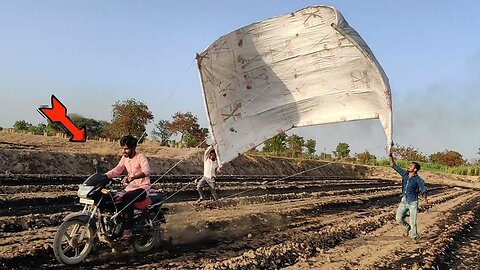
left=197, top=5, right=392, bottom=164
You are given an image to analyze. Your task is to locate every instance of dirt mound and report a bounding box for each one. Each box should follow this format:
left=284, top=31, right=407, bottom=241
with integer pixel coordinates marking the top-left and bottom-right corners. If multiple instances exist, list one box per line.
left=0, top=131, right=365, bottom=179
left=0, top=131, right=199, bottom=158
left=1, top=131, right=478, bottom=190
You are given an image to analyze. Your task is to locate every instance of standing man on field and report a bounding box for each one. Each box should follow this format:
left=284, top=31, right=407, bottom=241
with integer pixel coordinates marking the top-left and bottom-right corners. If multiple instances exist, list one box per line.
left=389, top=152, right=428, bottom=241
left=197, top=144, right=222, bottom=202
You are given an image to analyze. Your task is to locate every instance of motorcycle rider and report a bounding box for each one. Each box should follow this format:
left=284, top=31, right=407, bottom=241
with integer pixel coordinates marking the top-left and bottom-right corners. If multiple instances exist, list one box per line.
left=106, top=135, right=151, bottom=240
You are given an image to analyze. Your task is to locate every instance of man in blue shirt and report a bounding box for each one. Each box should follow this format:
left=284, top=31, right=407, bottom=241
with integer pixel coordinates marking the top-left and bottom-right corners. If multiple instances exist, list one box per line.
left=389, top=153, right=428, bottom=241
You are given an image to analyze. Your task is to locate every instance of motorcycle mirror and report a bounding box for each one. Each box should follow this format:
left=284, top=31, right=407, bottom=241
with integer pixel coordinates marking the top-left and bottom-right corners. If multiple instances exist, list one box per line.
left=92, top=159, right=99, bottom=173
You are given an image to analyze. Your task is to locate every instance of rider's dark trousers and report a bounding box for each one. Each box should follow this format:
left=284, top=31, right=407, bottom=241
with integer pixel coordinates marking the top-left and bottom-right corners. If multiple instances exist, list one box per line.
left=122, top=188, right=147, bottom=230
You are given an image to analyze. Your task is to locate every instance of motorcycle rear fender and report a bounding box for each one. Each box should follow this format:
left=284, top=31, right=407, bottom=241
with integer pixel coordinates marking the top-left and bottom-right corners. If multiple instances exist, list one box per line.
left=63, top=213, right=97, bottom=231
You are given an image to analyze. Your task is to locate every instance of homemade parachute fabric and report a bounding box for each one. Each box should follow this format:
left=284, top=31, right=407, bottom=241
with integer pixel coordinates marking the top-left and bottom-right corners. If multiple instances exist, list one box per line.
left=197, top=5, right=393, bottom=164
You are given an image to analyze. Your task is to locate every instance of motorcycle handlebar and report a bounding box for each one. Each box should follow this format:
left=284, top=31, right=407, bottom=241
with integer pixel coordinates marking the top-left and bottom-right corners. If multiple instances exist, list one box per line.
left=111, top=177, right=123, bottom=184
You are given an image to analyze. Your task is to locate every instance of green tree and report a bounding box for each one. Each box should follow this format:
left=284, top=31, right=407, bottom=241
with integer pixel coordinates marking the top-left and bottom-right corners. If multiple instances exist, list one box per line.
left=43, top=115, right=108, bottom=137
left=46, top=120, right=64, bottom=135
left=319, top=152, right=333, bottom=161
left=152, top=119, right=171, bottom=146
left=179, top=129, right=208, bottom=148
left=430, top=150, right=466, bottom=167
left=26, top=123, right=48, bottom=135
left=169, top=112, right=201, bottom=146
left=263, top=132, right=287, bottom=155
left=13, top=121, right=49, bottom=135
left=191, top=127, right=208, bottom=148
left=304, top=139, right=316, bottom=157
left=334, top=142, right=350, bottom=159
left=182, top=133, right=197, bottom=147
left=355, top=150, right=376, bottom=164
left=392, top=144, right=427, bottom=162
left=69, top=114, right=109, bottom=138
left=107, top=99, right=154, bottom=139
left=286, top=134, right=305, bottom=158
left=13, top=120, right=32, bottom=131
left=36, top=123, right=47, bottom=134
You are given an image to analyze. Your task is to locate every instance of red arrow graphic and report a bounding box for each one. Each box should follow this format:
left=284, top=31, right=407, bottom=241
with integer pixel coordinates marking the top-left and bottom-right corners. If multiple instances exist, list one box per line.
left=39, top=95, right=87, bottom=142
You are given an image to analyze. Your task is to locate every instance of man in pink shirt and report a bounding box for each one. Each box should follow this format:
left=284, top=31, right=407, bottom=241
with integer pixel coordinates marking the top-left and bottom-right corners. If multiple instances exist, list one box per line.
left=106, top=135, right=151, bottom=240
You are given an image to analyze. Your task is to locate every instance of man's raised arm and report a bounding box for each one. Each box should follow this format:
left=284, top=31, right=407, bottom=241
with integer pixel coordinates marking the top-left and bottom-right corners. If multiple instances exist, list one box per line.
left=389, top=152, right=395, bottom=166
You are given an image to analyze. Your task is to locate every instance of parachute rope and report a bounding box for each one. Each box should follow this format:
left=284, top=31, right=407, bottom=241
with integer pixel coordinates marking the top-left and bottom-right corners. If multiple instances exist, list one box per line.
left=158, top=58, right=196, bottom=113
left=221, top=144, right=385, bottom=200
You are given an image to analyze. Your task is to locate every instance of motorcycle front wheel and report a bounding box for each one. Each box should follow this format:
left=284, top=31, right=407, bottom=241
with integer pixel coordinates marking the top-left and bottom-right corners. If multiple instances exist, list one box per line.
left=53, top=220, right=95, bottom=265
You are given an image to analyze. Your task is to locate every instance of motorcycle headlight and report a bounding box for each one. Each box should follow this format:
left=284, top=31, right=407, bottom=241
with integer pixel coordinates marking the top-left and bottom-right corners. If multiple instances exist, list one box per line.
left=77, top=185, right=94, bottom=198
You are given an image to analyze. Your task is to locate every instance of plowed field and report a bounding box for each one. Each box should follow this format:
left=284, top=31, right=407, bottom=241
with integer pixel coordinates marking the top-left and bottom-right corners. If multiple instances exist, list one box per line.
left=1, top=175, right=479, bottom=270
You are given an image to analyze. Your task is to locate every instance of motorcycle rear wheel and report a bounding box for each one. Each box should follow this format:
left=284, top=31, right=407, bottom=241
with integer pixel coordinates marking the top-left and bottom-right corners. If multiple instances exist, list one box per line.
left=53, top=220, right=95, bottom=265
left=130, top=219, right=160, bottom=253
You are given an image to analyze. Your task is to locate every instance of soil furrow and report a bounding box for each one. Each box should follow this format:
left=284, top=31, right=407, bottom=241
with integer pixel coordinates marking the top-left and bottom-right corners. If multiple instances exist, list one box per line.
left=50, top=190, right=462, bottom=269
left=287, top=190, right=479, bottom=270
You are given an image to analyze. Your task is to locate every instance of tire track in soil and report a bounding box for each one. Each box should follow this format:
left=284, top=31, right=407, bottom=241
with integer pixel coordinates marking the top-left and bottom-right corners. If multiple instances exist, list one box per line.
left=0, top=186, right=436, bottom=269
left=1, top=181, right=443, bottom=218
left=0, top=179, right=467, bottom=270
left=446, top=213, right=480, bottom=269
left=0, top=192, right=80, bottom=216
left=69, top=189, right=461, bottom=269
left=0, top=212, right=69, bottom=233
left=0, top=192, right=392, bottom=265
left=0, top=175, right=389, bottom=186
left=195, top=189, right=470, bottom=270
left=0, top=184, right=79, bottom=194
left=0, top=185, right=400, bottom=233
left=0, top=180, right=400, bottom=211
left=0, top=180, right=409, bottom=228
left=285, top=190, right=479, bottom=270
left=385, top=196, right=480, bottom=270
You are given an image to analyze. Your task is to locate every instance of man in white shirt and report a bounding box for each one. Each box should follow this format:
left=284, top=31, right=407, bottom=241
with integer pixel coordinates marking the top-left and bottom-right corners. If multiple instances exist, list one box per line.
left=197, top=145, right=221, bottom=202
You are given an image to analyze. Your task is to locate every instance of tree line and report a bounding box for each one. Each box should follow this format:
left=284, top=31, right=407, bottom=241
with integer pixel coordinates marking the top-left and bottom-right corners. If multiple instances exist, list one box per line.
left=10, top=99, right=207, bottom=147
left=7, top=98, right=480, bottom=167
left=259, top=134, right=479, bottom=167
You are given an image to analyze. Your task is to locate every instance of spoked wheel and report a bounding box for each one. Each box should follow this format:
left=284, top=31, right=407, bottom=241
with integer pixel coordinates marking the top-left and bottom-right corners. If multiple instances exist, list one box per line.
left=131, top=220, right=160, bottom=253
left=53, top=220, right=95, bottom=265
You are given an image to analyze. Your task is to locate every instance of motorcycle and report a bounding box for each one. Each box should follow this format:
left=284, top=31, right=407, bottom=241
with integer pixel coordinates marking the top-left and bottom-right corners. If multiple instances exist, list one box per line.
left=53, top=167, right=168, bottom=265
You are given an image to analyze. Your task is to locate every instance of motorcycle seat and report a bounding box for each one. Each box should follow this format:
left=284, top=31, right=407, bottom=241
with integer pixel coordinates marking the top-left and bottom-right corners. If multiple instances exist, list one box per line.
left=148, top=193, right=168, bottom=205
left=134, top=197, right=152, bottom=210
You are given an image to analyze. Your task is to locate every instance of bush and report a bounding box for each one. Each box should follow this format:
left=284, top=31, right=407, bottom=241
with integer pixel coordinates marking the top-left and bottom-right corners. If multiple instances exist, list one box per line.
left=429, top=150, right=466, bottom=167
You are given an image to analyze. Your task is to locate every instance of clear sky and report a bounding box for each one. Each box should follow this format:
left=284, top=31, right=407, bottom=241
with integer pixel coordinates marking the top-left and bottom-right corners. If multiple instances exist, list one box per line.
left=1, top=0, right=479, bottom=160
